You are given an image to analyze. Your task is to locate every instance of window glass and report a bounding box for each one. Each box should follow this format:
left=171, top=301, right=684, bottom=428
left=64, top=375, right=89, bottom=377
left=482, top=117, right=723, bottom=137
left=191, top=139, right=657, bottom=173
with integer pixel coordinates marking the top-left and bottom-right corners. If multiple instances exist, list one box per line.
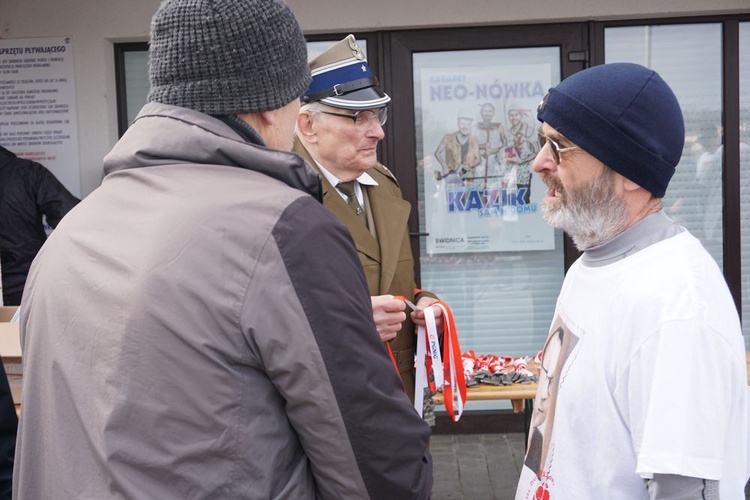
left=740, top=22, right=750, bottom=348
left=413, top=47, right=564, bottom=377
left=605, top=24, right=723, bottom=268
left=607, top=24, right=750, bottom=349
left=123, top=50, right=149, bottom=127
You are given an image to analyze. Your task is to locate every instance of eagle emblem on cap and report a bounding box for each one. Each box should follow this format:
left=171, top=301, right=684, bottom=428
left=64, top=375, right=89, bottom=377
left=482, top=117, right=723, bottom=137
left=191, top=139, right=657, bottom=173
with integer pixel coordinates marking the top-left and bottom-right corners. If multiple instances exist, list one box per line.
left=348, top=37, right=365, bottom=60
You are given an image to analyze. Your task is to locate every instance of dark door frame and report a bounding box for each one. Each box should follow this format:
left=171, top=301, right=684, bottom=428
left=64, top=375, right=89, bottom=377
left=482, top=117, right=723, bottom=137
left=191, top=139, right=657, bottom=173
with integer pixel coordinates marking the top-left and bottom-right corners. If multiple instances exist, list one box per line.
left=113, top=42, right=148, bottom=138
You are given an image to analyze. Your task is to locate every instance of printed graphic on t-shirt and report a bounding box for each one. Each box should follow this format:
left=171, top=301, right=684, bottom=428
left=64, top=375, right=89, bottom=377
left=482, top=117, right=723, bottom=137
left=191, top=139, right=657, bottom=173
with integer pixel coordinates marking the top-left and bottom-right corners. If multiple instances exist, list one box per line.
left=517, top=314, right=579, bottom=499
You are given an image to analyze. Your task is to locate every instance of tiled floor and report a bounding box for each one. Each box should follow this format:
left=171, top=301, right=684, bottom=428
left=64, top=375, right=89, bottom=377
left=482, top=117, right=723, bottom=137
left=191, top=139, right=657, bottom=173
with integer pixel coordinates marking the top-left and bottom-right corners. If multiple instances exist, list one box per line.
left=430, top=433, right=525, bottom=500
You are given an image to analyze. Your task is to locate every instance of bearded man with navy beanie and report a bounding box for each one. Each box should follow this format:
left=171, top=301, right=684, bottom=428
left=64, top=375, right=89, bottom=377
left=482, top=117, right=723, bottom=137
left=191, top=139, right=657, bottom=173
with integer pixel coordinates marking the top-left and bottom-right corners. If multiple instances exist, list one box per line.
left=12, top=1, right=433, bottom=498
left=515, top=63, right=749, bottom=499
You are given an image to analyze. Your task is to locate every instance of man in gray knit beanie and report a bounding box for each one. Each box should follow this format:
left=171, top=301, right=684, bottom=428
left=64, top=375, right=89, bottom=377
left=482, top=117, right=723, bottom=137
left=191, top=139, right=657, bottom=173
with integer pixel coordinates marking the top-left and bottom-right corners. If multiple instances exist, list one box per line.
left=148, top=0, right=310, bottom=116
left=13, top=0, right=435, bottom=498
left=147, top=0, right=311, bottom=147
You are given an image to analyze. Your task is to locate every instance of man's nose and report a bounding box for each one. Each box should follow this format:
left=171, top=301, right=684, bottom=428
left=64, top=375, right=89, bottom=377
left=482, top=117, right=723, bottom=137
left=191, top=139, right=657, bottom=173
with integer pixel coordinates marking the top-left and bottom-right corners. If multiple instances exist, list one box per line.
left=367, top=120, right=385, bottom=140
left=532, top=141, right=556, bottom=173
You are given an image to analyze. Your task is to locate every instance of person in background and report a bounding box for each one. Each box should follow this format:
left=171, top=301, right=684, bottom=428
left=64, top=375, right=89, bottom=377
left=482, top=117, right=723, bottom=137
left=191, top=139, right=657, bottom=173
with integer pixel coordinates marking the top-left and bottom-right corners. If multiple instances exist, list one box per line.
left=0, top=145, right=79, bottom=306
left=13, top=2, right=432, bottom=499
left=472, top=102, right=508, bottom=191
left=294, top=35, right=443, bottom=408
left=515, top=63, right=749, bottom=499
left=0, top=146, right=75, bottom=498
left=0, top=357, right=15, bottom=500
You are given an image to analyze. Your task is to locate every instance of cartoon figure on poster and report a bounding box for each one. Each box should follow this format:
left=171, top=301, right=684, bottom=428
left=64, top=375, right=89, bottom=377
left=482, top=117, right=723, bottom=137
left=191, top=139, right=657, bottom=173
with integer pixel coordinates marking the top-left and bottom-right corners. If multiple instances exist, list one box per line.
left=505, top=104, right=539, bottom=205
left=472, top=102, right=508, bottom=191
left=434, top=109, right=481, bottom=187
left=419, top=65, right=554, bottom=254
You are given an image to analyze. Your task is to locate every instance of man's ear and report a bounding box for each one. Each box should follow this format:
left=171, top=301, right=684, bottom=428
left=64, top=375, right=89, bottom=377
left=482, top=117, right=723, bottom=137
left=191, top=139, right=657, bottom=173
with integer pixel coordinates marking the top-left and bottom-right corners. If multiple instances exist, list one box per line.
left=296, top=112, right=318, bottom=144
left=237, top=110, right=271, bottom=135
left=257, top=109, right=276, bottom=127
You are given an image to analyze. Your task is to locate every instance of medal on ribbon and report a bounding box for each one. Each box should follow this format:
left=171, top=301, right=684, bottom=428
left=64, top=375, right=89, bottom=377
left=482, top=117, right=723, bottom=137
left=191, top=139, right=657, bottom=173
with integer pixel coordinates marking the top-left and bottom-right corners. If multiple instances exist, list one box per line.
left=405, top=298, right=467, bottom=422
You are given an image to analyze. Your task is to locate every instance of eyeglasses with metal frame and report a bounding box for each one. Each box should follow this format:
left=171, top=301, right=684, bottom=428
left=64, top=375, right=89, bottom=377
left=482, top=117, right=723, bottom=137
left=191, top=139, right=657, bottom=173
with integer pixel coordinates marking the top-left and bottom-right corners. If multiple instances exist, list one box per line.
left=538, top=134, right=580, bottom=165
left=319, top=107, right=388, bottom=128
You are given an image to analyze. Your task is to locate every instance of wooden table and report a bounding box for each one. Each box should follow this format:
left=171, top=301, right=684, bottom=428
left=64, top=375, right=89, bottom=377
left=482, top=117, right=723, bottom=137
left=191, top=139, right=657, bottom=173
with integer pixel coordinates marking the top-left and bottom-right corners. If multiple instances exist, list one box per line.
left=432, top=380, right=537, bottom=413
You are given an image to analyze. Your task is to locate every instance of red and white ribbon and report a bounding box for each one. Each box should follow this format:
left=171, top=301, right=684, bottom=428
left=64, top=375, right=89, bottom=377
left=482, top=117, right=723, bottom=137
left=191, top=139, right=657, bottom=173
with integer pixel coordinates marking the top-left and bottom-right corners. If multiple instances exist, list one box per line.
left=413, top=301, right=467, bottom=422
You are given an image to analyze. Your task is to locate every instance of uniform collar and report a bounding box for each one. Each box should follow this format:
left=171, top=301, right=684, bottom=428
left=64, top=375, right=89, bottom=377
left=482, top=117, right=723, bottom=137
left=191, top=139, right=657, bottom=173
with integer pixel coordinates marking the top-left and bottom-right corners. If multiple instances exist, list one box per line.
left=312, top=159, right=378, bottom=187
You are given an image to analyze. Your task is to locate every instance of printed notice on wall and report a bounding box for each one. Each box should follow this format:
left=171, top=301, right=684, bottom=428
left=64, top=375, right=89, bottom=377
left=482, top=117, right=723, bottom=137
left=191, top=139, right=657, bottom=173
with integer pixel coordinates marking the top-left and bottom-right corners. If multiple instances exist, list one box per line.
left=0, top=37, right=80, bottom=197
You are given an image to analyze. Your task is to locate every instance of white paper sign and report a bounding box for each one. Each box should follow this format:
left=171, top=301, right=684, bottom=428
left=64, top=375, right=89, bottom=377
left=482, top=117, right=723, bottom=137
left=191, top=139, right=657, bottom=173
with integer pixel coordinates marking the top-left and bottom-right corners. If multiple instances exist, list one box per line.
left=0, top=37, right=80, bottom=196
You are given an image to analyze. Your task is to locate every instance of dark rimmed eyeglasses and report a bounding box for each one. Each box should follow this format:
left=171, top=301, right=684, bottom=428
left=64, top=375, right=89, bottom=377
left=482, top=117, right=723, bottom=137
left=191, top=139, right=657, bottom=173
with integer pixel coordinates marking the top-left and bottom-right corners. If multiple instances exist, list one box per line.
left=539, top=135, right=580, bottom=165
left=319, top=107, right=388, bottom=129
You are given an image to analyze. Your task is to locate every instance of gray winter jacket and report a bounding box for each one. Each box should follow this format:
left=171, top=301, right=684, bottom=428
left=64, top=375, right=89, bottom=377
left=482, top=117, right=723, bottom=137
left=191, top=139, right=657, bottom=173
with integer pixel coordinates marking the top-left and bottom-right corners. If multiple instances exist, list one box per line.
left=13, top=103, right=433, bottom=499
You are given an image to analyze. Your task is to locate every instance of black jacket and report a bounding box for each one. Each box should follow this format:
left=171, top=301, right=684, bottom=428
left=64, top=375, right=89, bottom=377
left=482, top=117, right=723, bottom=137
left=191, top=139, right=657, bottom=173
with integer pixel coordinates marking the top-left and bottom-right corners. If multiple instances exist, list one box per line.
left=0, top=146, right=79, bottom=305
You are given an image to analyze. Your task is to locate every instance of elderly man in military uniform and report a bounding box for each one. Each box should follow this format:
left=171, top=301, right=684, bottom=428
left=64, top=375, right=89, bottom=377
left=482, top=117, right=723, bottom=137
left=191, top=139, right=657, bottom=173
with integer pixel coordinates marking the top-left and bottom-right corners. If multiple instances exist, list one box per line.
left=294, top=35, right=443, bottom=405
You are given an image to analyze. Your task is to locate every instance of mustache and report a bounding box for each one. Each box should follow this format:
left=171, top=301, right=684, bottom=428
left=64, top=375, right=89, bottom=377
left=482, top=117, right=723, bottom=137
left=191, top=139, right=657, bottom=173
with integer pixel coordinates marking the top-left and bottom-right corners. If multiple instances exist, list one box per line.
left=539, top=171, right=564, bottom=194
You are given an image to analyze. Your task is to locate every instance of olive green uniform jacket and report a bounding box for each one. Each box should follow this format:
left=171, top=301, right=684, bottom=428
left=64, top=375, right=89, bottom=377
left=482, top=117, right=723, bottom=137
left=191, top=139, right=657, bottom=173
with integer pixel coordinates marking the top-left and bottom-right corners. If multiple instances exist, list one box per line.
left=294, top=140, right=434, bottom=402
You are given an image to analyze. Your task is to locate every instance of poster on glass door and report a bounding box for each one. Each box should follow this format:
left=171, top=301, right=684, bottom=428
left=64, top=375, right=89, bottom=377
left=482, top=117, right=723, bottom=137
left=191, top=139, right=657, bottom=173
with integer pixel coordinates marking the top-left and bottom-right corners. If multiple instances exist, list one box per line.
left=419, top=63, right=554, bottom=254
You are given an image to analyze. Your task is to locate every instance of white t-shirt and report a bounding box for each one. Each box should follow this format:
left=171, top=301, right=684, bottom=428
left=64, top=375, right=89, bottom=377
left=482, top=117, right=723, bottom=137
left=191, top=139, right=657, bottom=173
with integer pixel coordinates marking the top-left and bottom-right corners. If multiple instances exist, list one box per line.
left=516, top=230, right=749, bottom=499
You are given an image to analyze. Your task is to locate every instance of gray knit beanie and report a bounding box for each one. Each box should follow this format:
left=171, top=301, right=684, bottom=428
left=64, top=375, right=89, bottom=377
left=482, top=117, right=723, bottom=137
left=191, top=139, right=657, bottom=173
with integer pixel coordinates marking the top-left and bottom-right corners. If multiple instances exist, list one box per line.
left=147, top=0, right=311, bottom=115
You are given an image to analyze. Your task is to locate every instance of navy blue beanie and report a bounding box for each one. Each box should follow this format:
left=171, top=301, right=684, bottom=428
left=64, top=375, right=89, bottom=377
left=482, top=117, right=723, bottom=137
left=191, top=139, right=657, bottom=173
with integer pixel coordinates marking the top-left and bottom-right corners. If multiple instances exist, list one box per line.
left=537, top=63, right=684, bottom=197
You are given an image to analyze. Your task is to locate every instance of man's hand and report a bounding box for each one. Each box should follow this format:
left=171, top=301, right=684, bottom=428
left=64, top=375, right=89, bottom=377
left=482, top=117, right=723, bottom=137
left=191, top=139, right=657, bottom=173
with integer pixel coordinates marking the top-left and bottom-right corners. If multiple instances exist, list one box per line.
left=371, top=295, right=407, bottom=342
left=410, top=297, right=444, bottom=335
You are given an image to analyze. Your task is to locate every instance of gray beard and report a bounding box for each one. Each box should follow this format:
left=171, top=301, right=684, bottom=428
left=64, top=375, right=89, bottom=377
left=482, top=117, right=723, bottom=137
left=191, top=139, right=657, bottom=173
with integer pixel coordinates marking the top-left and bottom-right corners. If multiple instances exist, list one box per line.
left=541, top=170, right=629, bottom=251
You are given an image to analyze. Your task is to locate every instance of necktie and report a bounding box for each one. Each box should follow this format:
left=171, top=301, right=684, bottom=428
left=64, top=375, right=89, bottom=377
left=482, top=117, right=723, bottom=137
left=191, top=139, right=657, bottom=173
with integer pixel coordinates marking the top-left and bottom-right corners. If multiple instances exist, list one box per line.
left=337, top=181, right=366, bottom=224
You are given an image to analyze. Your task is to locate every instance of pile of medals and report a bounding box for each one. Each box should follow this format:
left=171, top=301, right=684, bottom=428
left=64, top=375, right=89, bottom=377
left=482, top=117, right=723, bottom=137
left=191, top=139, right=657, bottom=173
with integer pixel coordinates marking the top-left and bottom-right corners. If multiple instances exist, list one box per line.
left=461, top=350, right=540, bottom=387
